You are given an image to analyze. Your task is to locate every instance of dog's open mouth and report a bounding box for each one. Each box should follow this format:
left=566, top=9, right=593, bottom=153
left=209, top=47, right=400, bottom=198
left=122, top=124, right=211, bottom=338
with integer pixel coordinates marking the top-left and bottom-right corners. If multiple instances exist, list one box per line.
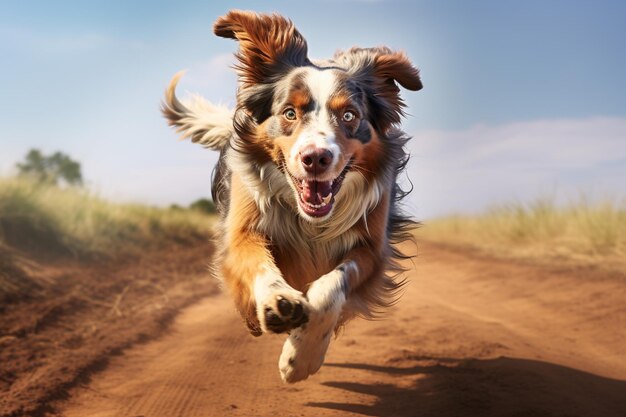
left=289, top=164, right=351, bottom=218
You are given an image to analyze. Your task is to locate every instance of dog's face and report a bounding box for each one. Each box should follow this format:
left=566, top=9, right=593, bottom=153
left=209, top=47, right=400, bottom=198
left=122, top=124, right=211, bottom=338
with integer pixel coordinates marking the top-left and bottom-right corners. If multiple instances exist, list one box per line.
left=262, top=67, right=378, bottom=220
left=215, top=11, right=422, bottom=222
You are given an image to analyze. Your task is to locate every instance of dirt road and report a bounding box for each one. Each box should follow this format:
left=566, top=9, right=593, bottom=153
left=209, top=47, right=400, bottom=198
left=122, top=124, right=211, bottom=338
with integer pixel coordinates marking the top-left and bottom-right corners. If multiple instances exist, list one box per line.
left=55, top=244, right=626, bottom=417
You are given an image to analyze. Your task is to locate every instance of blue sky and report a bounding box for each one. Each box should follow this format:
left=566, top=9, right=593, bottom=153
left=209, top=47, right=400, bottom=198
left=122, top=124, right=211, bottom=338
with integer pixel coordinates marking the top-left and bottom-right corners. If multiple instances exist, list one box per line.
left=1, top=1, right=625, bottom=218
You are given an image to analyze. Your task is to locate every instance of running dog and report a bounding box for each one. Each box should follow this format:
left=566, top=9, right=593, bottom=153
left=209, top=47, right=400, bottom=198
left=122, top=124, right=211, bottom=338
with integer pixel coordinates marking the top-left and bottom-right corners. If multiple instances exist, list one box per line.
left=162, top=10, right=422, bottom=383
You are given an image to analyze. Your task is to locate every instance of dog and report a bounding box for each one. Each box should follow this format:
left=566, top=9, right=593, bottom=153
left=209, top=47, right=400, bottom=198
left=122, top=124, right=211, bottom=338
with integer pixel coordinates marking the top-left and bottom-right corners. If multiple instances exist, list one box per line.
left=162, top=10, right=422, bottom=383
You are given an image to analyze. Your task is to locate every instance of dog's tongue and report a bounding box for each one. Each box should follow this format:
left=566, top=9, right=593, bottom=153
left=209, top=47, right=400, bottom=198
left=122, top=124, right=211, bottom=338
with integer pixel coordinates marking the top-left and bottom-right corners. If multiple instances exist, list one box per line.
left=302, top=180, right=332, bottom=205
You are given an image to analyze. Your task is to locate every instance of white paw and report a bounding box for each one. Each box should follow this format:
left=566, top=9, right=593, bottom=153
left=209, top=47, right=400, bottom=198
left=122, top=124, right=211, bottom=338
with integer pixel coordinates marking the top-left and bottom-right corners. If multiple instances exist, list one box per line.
left=278, top=269, right=347, bottom=383
left=279, top=317, right=334, bottom=383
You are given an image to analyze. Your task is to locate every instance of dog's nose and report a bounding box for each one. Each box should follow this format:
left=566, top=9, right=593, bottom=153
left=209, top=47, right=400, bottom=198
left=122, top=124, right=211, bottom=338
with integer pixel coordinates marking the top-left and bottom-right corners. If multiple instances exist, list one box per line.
left=300, top=148, right=333, bottom=174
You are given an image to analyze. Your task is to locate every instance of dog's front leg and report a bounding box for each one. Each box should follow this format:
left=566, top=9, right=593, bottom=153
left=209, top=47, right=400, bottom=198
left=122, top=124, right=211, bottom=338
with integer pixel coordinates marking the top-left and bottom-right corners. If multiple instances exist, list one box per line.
left=279, top=201, right=389, bottom=383
left=278, top=265, right=348, bottom=383
left=253, top=263, right=310, bottom=334
left=277, top=194, right=391, bottom=382
left=221, top=174, right=310, bottom=336
left=223, top=239, right=311, bottom=337
left=279, top=249, right=381, bottom=383
left=222, top=233, right=311, bottom=336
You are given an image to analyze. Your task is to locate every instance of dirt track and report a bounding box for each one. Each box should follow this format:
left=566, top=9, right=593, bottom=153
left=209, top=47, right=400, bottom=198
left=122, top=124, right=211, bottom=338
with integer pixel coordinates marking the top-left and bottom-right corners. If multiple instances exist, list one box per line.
left=56, top=244, right=626, bottom=417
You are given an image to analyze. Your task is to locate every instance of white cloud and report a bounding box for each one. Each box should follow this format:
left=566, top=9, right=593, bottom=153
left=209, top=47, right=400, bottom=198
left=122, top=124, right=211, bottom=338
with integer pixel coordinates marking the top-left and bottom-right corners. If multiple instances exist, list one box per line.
left=406, top=117, right=626, bottom=219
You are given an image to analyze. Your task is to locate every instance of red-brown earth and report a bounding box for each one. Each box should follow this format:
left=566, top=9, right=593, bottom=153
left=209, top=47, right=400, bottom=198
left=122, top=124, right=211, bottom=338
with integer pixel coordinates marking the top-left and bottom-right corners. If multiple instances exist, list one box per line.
left=2, top=242, right=625, bottom=417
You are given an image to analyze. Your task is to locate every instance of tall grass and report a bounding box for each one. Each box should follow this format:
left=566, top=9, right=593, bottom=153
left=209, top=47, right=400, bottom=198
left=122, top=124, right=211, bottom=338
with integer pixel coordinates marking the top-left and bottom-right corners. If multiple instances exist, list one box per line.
left=420, top=197, right=626, bottom=268
left=0, top=176, right=216, bottom=259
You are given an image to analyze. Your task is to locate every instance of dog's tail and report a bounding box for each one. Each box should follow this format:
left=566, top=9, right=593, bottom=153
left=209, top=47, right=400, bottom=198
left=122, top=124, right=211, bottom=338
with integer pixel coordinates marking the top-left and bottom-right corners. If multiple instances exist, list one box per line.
left=161, top=71, right=234, bottom=150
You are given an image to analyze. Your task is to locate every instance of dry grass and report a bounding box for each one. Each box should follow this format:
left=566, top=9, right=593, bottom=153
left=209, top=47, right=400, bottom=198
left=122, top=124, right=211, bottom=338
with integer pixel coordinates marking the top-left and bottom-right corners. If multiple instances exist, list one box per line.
left=0, top=176, right=216, bottom=260
left=419, top=197, right=626, bottom=270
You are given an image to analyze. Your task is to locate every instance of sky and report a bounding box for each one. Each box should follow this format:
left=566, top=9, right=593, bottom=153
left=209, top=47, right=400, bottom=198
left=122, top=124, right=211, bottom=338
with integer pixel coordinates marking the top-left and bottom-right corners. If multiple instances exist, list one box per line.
left=1, top=0, right=625, bottom=218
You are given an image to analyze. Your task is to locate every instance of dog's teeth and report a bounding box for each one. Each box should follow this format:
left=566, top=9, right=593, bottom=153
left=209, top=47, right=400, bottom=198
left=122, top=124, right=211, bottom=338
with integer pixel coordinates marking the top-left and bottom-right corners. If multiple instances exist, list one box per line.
left=301, top=179, right=306, bottom=187
left=322, top=193, right=332, bottom=205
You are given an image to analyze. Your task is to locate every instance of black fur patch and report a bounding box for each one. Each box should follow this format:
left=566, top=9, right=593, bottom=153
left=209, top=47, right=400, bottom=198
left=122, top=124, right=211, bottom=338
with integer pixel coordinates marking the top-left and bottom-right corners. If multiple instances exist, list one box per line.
left=353, top=120, right=372, bottom=143
left=241, top=84, right=275, bottom=123
left=337, top=265, right=351, bottom=296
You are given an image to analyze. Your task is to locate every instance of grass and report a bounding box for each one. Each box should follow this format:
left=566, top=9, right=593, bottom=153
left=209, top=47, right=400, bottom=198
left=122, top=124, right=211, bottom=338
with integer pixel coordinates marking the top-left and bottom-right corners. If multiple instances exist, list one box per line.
left=0, top=176, right=216, bottom=260
left=419, top=197, right=626, bottom=270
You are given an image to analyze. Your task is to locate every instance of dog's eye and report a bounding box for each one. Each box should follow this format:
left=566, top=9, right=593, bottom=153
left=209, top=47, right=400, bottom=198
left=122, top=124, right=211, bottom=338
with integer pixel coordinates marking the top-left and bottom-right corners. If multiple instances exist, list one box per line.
left=283, top=108, right=297, bottom=121
left=342, top=111, right=356, bottom=122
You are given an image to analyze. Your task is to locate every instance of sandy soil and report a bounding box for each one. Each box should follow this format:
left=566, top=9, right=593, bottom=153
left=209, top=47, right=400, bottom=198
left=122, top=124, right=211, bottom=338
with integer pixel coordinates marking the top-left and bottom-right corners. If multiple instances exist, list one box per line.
left=0, top=243, right=217, bottom=417
left=49, top=243, right=626, bottom=417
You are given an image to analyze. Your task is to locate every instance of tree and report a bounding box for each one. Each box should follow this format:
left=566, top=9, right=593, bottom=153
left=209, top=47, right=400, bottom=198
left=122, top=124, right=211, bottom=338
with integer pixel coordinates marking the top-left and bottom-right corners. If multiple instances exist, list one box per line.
left=189, top=198, right=216, bottom=214
left=16, top=149, right=83, bottom=186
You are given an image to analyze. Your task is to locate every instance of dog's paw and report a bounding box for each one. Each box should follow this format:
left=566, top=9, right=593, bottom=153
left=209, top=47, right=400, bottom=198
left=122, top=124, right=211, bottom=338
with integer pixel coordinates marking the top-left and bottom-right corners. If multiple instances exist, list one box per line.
left=278, top=268, right=349, bottom=382
left=279, top=323, right=332, bottom=383
left=260, top=292, right=309, bottom=334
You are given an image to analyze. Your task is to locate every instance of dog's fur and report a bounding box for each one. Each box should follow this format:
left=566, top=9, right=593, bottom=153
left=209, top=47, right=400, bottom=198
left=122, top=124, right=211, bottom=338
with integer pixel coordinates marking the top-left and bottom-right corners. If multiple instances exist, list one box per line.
left=162, top=10, right=422, bottom=383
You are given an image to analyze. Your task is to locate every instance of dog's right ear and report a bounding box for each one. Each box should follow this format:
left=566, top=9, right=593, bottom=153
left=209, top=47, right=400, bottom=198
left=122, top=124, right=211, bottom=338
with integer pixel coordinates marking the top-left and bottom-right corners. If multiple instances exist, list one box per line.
left=335, top=47, right=422, bottom=133
left=214, top=10, right=310, bottom=87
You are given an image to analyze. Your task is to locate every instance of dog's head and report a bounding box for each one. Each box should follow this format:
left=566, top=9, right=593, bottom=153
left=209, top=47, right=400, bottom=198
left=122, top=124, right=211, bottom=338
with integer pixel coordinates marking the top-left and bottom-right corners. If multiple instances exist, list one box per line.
left=215, top=10, right=422, bottom=222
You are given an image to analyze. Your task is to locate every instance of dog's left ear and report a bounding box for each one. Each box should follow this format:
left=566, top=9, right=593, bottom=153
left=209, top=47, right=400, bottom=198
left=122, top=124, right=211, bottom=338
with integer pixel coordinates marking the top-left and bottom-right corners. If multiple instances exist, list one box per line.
left=214, top=10, right=310, bottom=87
left=338, top=47, right=422, bottom=133
left=214, top=10, right=310, bottom=123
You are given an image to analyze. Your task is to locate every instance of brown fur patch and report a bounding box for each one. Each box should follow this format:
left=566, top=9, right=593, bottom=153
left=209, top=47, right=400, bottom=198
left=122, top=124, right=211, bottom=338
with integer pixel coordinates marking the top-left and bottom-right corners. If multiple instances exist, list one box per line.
left=374, top=52, right=423, bottom=91
left=288, top=88, right=312, bottom=110
left=220, top=173, right=270, bottom=332
left=328, top=94, right=354, bottom=113
left=214, top=10, right=310, bottom=87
